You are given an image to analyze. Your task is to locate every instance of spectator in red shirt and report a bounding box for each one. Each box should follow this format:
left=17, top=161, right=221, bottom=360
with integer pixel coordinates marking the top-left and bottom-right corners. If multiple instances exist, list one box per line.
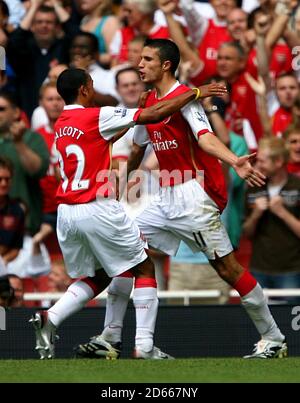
left=217, top=41, right=263, bottom=143
left=178, top=0, right=235, bottom=84
left=110, top=0, right=169, bottom=66
left=272, top=73, right=299, bottom=137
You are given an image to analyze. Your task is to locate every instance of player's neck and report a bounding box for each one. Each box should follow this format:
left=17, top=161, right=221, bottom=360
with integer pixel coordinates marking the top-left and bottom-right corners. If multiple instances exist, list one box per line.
left=155, top=77, right=177, bottom=99
left=71, top=98, right=91, bottom=108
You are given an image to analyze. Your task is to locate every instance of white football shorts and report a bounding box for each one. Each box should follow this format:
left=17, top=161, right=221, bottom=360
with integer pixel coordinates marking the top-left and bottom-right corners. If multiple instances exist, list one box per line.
left=57, top=199, right=147, bottom=278
left=135, top=179, right=233, bottom=260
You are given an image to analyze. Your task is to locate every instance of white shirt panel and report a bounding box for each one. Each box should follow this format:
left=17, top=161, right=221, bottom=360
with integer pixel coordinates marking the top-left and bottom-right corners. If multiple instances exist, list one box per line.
left=112, top=127, right=134, bottom=158
left=181, top=101, right=212, bottom=140
left=133, top=125, right=151, bottom=148
left=99, top=106, right=139, bottom=140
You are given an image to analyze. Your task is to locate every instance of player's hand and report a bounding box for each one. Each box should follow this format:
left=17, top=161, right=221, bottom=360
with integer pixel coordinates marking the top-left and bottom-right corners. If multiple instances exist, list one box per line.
left=198, top=83, right=228, bottom=99
left=232, top=153, right=266, bottom=187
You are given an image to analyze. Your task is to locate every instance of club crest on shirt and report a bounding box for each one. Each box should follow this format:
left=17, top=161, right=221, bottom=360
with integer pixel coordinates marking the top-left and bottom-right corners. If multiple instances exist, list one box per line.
left=114, top=108, right=127, bottom=118
left=195, top=112, right=207, bottom=124
left=163, top=117, right=172, bottom=124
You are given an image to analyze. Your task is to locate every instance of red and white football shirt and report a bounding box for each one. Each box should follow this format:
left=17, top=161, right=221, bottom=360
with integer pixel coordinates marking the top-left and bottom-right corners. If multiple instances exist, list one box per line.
left=54, top=105, right=141, bottom=204
left=133, top=82, right=228, bottom=211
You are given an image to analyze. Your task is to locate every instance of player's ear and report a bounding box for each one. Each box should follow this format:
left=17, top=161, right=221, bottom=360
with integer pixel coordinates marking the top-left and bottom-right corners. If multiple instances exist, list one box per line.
left=80, top=84, right=88, bottom=97
left=162, top=60, right=171, bottom=72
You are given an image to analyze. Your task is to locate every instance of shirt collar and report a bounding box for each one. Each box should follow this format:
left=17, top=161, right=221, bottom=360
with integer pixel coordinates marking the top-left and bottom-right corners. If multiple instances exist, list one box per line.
left=63, top=104, right=85, bottom=110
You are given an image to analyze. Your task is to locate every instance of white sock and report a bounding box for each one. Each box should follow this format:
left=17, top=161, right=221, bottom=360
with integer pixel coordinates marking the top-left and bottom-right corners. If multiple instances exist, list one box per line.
left=241, top=283, right=285, bottom=342
left=48, top=281, right=94, bottom=327
left=133, top=287, right=158, bottom=352
left=101, top=277, right=133, bottom=344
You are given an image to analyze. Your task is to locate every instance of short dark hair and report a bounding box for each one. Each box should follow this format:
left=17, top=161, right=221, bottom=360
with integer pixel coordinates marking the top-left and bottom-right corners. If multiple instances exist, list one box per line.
left=0, top=156, right=13, bottom=175
left=115, top=67, right=140, bottom=86
left=35, top=5, right=58, bottom=23
left=56, top=68, right=90, bottom=104
left=219, top=41, right=246, bottom=59
left=276, top=72, right=298, bottom=84
left=144, top=38, right=180, bottom=75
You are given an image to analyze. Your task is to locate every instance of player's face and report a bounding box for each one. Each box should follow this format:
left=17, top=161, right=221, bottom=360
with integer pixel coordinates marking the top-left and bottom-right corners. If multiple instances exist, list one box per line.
left=286, top=133, right=300, bottom=164
left=128, top=41, right=144, bottom=67
left=0, top=97, right=19, bottom=132
left=256, top=148, right=282, bottom=177
left=0, top=167, right=11, bottom=197
left=217, top=46, right=244, bottom=80
left=117, top=71, right=144, bottom=108
left=41, top=87, right=65, bottom=121
left=276, top=77, right=299, bottom=109
left=122, top=2, right=144, bottom=28
left=227, top=9, right=248, bottom=41
left=32, top=11, right=57, bottom=44
left=138, top=47, right=164, bottom=84
left=211, top=0, right=236, bottom=20
left=70, top=36, right=94, bottom=60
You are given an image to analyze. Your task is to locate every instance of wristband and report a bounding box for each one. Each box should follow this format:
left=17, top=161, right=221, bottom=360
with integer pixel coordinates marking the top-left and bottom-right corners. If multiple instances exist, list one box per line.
left=192, top=87, right=202, bottom=100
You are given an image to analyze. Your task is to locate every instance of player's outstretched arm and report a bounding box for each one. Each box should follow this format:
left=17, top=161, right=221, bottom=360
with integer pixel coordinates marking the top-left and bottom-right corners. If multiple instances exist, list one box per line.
left=136, top=84, right=227, bottom=124
left=198, top=132, right=266, bottom=187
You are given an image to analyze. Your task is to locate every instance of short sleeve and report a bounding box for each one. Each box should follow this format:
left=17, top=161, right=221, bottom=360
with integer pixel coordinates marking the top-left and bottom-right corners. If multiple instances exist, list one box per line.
left=181, top=101, right=213, bottom=140
left=99, top=106, right=141, bottom=140
left=133, top=125, right=151, bottom=147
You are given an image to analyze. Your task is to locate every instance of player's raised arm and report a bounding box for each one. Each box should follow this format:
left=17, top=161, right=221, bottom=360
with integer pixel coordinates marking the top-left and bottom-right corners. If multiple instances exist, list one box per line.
left=181, top=98, right=265, bottom=187
left=136, top=83, right=227, bottom=125
left=198, top=133, right=266, bottom=187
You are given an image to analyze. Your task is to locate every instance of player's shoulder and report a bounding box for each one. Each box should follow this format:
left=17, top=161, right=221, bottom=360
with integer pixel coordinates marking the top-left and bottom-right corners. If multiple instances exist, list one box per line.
left=173, top=83, right=190, bottom=95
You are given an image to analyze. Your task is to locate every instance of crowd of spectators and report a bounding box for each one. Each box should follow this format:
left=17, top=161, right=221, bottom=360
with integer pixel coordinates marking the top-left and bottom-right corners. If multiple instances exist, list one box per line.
left=0, top=0, right=300, bottom=307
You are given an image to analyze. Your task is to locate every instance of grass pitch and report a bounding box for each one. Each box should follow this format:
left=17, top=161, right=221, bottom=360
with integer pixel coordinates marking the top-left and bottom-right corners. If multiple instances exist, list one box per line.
left=0, top=358, right=300, bottom=383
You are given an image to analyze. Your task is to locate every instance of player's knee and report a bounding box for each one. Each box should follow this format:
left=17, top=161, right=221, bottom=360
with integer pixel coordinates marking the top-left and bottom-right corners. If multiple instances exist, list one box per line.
left=214, top=257, right=243, bottom=285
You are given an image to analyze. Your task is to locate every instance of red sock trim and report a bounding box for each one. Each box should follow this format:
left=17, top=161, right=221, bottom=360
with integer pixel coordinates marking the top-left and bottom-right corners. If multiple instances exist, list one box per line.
left=117, top=270, right=134, bottom=278
left=135, top=278, right=157, bottom=289
left=234, top=271, right=257, bottom=297
left=81, top=277, right=102, bottom=297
